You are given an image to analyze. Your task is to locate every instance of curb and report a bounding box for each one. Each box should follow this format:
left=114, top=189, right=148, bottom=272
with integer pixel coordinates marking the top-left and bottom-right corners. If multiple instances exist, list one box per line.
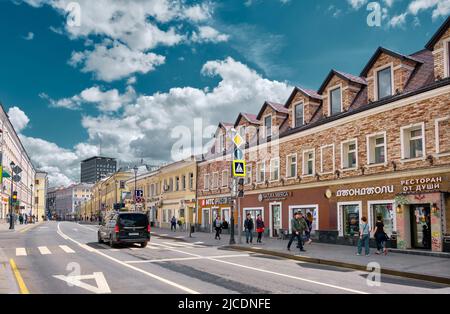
left=151, top=232, right=193, bottom=243
left=224, top=245, right=450, bottom=286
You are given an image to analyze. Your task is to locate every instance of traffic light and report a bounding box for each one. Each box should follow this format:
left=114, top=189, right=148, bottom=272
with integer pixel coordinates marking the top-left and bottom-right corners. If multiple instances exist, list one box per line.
left=237, top=178, right=245, bottom=198
left=12, top=191, right=17, bottom=201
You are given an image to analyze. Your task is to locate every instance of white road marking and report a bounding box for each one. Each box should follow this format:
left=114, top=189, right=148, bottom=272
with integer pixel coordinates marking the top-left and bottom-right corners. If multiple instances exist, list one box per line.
left=73, top=228, right=78, bottom=232
left=57, top=222, right=199, bottom=294
left=150, top=242, right=369, bottom=294
left=53, top=272, right=111, bottom=294
left=175, top=236, right=185, bottom=239
left=16, top=248, right=27, bottom=256
left=38, top=246, right=51, bottom=255
left=39, top=227, right=49, bottom=229
left=193, top=242, right=204, bottom=244
left=125, top=254, right=250, bottom=264
left=59, top=245, right=75, bottom=254
left=129, top=247, right=140, bottom=251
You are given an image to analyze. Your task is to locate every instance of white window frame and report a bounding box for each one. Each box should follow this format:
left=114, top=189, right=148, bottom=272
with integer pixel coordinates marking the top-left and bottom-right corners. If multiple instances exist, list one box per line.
left=204, top=174, right=210, bottom=191
left=337, top=201, right=363, bottom=237
left=269, top=202, right=283, bottom=238
left=320, top=144, right=335, bottom=174
left=221, top=170, right=229, bottom=188
left=256, top=161, right=266, bottom=183
left=212, top=172, right=219, bottom=189
left=373, top=63, right=394, bottom=101
left=288, top=204, right=320, bottom=234
left=366, top=131, right=388, bottom=167
left=328, top=84, right=343, bottom=116
left=341, top=139, right=358, bottom=171
left=202, top=208, right=211, bottom=228
left=245, top=164, right=253, bottom=185
left=367, top=200, right=397, bottom=236
left=285, top=153, right=298, bottom=179
left=302, top=149, right=315, bottom=177
left=269, top=158, right=280, bottom=182
left=263, top=114, right=273, bottom=138
left=400, top=122, right=426, bottom=162
left=435, top=116, right=450, bottom=157
left=444, top=37, right=450, bottom=78
left=292, top=102, right=305, bottom=128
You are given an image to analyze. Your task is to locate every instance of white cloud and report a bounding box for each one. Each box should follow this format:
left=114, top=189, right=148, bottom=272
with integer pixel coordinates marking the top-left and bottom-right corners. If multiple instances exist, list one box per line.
left=69, top=41, right=166, bottom=82
left=347, top=0, right=368, bottom=10
left=7, top=107, right=30, bottom=132
left=389, top=13, right=408, bottom=28
left=40, top=86, right=136, bottom=112
left=24, top=58, right=292, bottom=186
left=192, top=26, right=230, bottom=43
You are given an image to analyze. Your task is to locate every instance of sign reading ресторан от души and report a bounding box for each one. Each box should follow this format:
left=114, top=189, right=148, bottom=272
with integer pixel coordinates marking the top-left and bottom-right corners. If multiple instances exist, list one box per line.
left=401, top=177, right=442, bottom=193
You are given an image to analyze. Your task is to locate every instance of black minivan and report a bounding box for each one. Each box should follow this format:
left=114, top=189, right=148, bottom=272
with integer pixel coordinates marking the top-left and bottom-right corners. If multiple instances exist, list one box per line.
left=98, top=212, right=151, bottom=248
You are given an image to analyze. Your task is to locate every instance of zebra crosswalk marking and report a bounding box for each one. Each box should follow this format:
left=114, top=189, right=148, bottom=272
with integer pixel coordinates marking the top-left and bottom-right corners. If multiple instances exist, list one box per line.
left=38, top=246, right=51, bottom=255
left=59, top=245, right=75, bottom=254
left=16, top=248, right=27, bottom=256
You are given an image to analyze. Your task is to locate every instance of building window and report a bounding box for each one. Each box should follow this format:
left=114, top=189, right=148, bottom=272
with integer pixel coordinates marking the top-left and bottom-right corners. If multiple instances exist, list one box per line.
left=446, top=41, right=450, bottom=77
left=256, top=162, right=265, bottom=183
left=338, top=203, right=361, bottom=237
left=264, top=116, right=272, bottom=138
left=169, top=178, right=174, bottom=192
left=377, top=66, right=392, bottom=100
left=286, top=154, right=297, bottom=178
left=341, top=139, right=358, bottom=170
left=295, top=103, right=304, bottom=127
left=367, top=133, right=386, bottom=165
left=435, top=116, right=450, bottom=155
left=189, top=173, right=194, bottom=190
left=270, top=158, right=280, bottom=181
left=175, top=177, right=180, bottom=191
left=212, top=172, right=219, bottom=189
left=245, top=164, right=252, bottom=185
left=219, top=132, right=226, bottom=153
left=181, top=175, right=186, bottom=190
left=302, top=150, right=315, bottom=176
left=369, top=202, right=395, bottom=237
left=401, top=124, right=425, bottom=160
left=239, top=126, right=246, bottom=143
left=222, top=170, right=229, bottom=187
left=204, top=174, right=210, bottom=191
left=330, top=87, right=342, bottom=115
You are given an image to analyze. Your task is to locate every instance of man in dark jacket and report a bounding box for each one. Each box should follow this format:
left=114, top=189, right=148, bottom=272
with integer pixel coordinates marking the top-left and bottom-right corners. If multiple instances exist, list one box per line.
left=244, top=213, right=254, bottom=244
left=287, top=212, right=307, bottom=252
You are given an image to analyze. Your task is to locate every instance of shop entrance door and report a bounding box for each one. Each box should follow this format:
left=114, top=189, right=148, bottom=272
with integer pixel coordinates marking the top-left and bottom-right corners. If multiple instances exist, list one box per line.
left=270, top=204, right=282, bottom=238
left=410, top=204, right=431, bottom=250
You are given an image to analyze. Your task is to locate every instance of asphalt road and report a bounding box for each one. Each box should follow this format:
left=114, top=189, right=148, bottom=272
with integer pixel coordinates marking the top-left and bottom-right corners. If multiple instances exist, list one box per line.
left=1, top=221, right=449, bottom=294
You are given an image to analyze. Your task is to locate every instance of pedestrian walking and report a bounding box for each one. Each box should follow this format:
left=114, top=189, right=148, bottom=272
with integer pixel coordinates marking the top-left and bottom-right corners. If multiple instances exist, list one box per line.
left=19, top=214, right=23, bottom=225
left=213, top=215, right=222, bottom=240
left=170, top=216, right=177, bottom=232
left=373, top=216, right=388, bottom=255
left=288, top=212, right=307, bottom=252
left=357, top=216, right=370, bottom=256
left=304, top=212, right=313, bottom=244
left=244, top=213, right=254, bottom=244
left=256, top=214, right=265, bottom=243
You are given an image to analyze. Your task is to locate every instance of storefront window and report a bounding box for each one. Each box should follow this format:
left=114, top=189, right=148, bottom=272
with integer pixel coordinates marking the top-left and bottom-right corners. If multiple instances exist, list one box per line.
left=342, top=204, right=360, bottom=236
left=370, top=203, right=394, bottom=236
left=243, top=209, right=262, bottom=230
left=290, top=206, right=318, bottom=234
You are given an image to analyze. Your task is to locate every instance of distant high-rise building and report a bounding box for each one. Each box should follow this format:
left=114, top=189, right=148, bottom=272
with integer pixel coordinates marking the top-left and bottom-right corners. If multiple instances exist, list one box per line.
left=81, top=156, right=117, bottom=183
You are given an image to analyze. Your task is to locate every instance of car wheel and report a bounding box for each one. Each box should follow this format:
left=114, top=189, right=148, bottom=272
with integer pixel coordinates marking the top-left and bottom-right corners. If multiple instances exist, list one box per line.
left=140, top=242, right=148, bottom=248
left=98, top=232, right=103, bottom=244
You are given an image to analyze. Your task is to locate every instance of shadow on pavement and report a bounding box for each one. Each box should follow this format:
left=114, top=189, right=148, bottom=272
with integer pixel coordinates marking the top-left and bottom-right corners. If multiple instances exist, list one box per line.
left=359, top=273, right=448, bottom=289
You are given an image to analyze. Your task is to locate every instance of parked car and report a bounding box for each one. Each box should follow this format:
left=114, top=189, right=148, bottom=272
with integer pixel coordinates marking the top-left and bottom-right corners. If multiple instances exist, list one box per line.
left=98, top=212, right=151, bottom=248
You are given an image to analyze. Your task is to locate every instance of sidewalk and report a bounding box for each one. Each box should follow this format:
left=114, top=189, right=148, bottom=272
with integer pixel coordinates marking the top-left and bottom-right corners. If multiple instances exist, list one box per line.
left=151, top=227, right=450, bottom=285
left=0, top=221, right=42, bottom=233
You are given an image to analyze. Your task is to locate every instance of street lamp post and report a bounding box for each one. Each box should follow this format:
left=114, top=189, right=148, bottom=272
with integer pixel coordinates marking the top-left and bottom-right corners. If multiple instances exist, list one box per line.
left=30, top=183, right=34, bottom=223
left=133, top=166, right=138, bottom=211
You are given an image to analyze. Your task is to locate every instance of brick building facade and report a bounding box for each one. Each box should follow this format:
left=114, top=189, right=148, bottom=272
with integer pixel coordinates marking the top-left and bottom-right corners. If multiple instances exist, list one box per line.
left=196, top=17, right=450, bottom=252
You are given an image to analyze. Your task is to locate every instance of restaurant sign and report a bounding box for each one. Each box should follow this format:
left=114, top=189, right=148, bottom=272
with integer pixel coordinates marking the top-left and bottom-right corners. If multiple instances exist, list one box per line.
left=336, top=185, right=394, bottom=197
left=201, top=197, right=231, bottom=206
left=401, top=177, right=442, bottom=193
left=258, top=191, right=292, bottom=202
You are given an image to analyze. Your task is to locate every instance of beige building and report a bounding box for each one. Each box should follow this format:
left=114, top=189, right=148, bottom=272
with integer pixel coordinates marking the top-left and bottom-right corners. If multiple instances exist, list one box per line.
left=34, top=171, right=48, bottom=221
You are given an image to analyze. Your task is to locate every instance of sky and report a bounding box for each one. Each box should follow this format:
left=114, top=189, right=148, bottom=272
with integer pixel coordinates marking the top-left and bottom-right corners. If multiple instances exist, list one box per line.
left=0, top=0, right=449, bottom=187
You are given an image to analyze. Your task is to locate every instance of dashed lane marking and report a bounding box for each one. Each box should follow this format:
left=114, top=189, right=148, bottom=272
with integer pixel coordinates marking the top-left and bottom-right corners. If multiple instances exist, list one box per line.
left=59, top=245, right=75, bottom=254
left=38, top=246, right=52, bottom=255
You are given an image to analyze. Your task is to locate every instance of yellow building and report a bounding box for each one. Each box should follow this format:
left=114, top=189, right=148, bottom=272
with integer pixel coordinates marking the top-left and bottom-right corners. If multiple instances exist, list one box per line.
left=126, top=158, right=197, bottom=229
left=34, top=171, right=48, bottom=221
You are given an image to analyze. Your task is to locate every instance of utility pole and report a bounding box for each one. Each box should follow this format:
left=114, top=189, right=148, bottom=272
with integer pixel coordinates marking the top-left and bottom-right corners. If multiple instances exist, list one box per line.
left=9, top=163, right=15, bottom=230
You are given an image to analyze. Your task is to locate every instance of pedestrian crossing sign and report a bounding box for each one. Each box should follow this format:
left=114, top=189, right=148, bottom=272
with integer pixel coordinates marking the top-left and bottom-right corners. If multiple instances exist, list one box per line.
left=232, top=160, right=246, bottom=177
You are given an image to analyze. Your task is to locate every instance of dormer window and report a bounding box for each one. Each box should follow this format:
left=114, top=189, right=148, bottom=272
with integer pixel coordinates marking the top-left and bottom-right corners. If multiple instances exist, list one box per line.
left=330, top=87, right=342, bottom=115
left=219, top=133, right=225, bottom=152
left=446, top=40, right=450, bottom=77
left=264, top=116, right=272, bottom=138
left=377, top=66, right=393, bottom=100
left=294, top=103, right=304, bottom=127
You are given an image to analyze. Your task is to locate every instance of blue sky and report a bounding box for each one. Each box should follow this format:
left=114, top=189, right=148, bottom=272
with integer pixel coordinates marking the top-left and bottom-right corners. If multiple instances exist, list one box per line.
left=0, top=0, right=448, bottom=186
